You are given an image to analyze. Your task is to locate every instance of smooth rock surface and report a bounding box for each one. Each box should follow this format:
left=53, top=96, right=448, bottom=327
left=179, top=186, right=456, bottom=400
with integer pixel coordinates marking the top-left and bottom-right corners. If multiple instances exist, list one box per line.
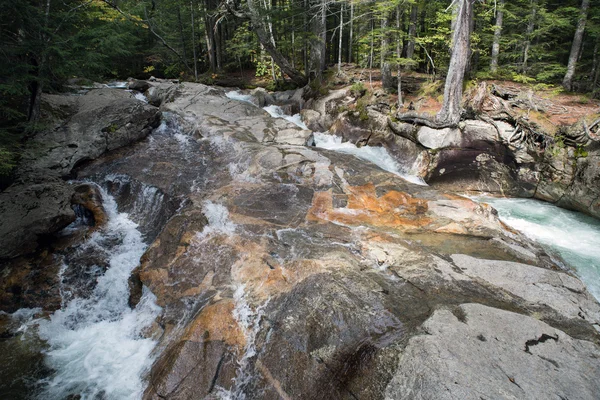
left=385, top=303, right=600, bottom=400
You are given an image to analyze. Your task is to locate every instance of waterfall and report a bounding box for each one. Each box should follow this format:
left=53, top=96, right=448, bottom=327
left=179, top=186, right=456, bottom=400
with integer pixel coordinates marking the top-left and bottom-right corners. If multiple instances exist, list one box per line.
left=262, top=105, right=308, bottom=130
left=34, top=187, right=161, bottom=400
left=313, top=132, right=426, bottom=186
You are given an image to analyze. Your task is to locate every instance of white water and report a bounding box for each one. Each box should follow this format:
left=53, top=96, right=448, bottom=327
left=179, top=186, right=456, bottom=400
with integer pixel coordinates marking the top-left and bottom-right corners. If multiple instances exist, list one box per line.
left=106, top=81, right=128, bottom=89
left=477, top=197, right=600, bottom=301
left=226, top=90, right=308, bottom=130
left=313, top=132, right=426, bottom=186
left=215, top=285, right=267, bottom=400
left=131, top=91, right=149, bottom=103
left=196, top=201, right=237, bottom=239
left=35, top=187, right=161, bottom=399
left=262, top=104, right=308, bottom=130
left=225, top=90, right=255, bottom=105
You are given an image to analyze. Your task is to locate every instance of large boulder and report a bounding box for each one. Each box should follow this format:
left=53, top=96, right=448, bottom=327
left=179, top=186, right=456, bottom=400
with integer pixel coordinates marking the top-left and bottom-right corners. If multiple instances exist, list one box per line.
left=385, top=303, right=600, bottom=400
left=0, top=176, right=75, bottom=259
left=20, top=89, right=160, bottom=178
left=0, top=88, right=160, bottom=260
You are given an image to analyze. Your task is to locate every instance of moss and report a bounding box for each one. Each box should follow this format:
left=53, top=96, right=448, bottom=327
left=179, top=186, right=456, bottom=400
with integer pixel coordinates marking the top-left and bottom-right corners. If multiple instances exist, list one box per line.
left=356, top=97, right=369, bottom=121
left=103, top=123, right=119, bottom=134
left=575, top=145, right=588, bottom=158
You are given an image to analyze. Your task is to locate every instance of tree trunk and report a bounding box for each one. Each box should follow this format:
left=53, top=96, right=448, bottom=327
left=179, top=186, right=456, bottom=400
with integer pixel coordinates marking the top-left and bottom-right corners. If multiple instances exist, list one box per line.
left=563, top=0, right=590, bottom=91
left=309, top=0, right=326, bottom=81
left=177, top=7, right=189, bottom=68
left=522, top=0, right=537, bottom=73
left=380, top=15, right=388, bottom=69
left=247, top=0, right=307, bottom=86
left=406, top=3, right=418, bottom=60
left=190, top=0, right=198, bottom=80
left=436, top=0, right=472, bottom=125
left=348, top=1, right=354, bottom=63
left=490, top=0, right=504, bottom=73
left=397, top=5, right=403, bottom=108
left=28, top=0, right=52, bottom=122
left=592, top=39, right=599, bottom=86
left=338, top=2, right=344, bottom=75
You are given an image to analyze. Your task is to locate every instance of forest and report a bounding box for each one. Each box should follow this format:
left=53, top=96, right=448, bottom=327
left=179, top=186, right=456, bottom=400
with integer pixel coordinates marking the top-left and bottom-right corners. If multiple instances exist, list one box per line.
left=1, top=0, right=598, bottom=177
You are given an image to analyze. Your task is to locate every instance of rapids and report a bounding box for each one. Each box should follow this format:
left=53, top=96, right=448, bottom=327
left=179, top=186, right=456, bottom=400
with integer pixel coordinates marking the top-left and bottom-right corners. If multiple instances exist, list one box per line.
left=477, top=197, right=600, bottom=301
left=30, top=187, right=160, bottom=399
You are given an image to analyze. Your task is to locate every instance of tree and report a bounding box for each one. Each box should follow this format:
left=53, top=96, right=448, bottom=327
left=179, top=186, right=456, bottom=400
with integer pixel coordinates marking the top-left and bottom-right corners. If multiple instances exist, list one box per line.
left=563, top=0, right=590, bottom=90
left=436, top=0, right=473, bottom=125
left=490, top=0, right=504, bottom=73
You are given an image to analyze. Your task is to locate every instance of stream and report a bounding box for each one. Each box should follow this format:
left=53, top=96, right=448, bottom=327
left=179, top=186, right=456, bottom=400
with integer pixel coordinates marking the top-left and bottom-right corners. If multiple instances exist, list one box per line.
left=2, top=87, right=600, bottom=398
left=476, top=197, right=600, bottom=301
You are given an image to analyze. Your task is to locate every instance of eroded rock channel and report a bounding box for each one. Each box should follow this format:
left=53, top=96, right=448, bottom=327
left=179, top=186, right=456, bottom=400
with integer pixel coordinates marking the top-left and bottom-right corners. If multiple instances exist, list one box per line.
left=1, top=82, right=600, bottom=399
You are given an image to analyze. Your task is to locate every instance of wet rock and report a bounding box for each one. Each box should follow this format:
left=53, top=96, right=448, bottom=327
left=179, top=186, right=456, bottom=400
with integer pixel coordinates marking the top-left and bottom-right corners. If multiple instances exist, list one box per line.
left=0, top=177, right=75, bottom=259
left=61, top=82, right=600, bottom=400
left=128, top=79, right=150, bottom=93
left=71, top=184, right=107, bottom=228
left=147, top=82, right=179, bottom=107
left=250, top=87, right=275, bottom=107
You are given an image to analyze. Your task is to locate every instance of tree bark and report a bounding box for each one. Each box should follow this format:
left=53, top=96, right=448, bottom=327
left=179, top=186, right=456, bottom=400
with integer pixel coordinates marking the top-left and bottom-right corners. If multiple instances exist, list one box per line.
left=522, top=0, right=537, bottom=73
left=190, top=0, right=199, bottom=80
left=348, top=1, right=354, bottom=63
left=309, top=0, right=326, bottom=81
left=436, top=0, right=473, bottom=125
left=337, top=2, right=344, bottom=75
left=406, top=3, right=418, bottom=60
left=380, top=14, right=388, bottom=69
left=28, top=0, right=52, bottom=122
left=396, top=6, right=403, bottom=107
left=563, top=0, right=590, bottom=91
left=490, top=0, right=504, bottom=73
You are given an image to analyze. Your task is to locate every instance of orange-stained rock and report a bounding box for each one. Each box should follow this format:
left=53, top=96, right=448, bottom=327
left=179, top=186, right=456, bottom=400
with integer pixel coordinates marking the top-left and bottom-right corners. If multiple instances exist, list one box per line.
left=307, top=185, right=431, bottom=231
left=435, top=222, right=469, bottom=235
left=182, top=299, right=246, bottom=351
left=229, top=240, right=326, bottom=301
left=71, top=183, right=108, bottom=227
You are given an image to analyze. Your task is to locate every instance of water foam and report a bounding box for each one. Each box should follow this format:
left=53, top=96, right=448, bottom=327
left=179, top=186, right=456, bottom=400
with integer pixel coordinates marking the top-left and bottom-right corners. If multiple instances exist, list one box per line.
left=313, top=132, right=427, bottom=185
left=132, top=91, right=149, bottom=103
left=215, top=284, right=267, bottom=400
left=262, top=105, right=308, bottom=130
left=35, top=187, right=161, bottom=399
left=477, top=196, right=600, bottom=301
left=225, top=90, right=256, bottom=105
left=197, top=201, right=237, bottom=239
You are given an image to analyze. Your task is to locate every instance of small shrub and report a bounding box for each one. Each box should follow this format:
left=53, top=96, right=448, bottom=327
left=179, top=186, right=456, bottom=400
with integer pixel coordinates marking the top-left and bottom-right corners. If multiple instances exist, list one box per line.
left=350, top=81, right=366, bottom=97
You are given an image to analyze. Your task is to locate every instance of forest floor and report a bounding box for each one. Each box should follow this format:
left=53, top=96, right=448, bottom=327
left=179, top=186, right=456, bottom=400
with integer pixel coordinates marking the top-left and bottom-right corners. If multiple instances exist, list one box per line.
left=213, top=63, right=600, bottom=134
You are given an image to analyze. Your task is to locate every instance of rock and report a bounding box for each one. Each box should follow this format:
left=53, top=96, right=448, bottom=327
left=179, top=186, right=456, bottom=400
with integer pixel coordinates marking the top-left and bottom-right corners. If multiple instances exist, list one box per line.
left=416, top=126, right=461, bottom=149
left=71, top=183, right=108, bottom=228
left=128, top=79, right=150, bottom=92
left=146, top=82, right=179, bottom=107
left=300, top=109, right=324, bottom=132
left=306, top=88, right=350, bottom=130
left=19, top=89, right=161, bottom=178
left=272, top=128, right=313, bottom=146
left=0, top=177, right=75, bottom=259
left=385, top=303, right=600, bottom=400
left=250, top=87, right=275, bottom=107
left=17, top=81, right=600, bottom=399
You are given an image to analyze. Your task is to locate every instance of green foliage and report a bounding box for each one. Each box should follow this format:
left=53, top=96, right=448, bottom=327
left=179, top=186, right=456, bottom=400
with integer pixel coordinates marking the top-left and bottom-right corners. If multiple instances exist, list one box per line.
left=356, top=97, right=369, bottom=121
left=350, top=82, right=367, bottom=97
left=575, top=144, right=589, bottom=158
left=511, top=73, right=537, bottom=84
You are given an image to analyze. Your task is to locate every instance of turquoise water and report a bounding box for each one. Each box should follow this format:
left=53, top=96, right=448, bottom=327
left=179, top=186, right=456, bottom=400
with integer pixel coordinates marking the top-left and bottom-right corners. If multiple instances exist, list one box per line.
left=477, top=197, right=600, bottom=301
